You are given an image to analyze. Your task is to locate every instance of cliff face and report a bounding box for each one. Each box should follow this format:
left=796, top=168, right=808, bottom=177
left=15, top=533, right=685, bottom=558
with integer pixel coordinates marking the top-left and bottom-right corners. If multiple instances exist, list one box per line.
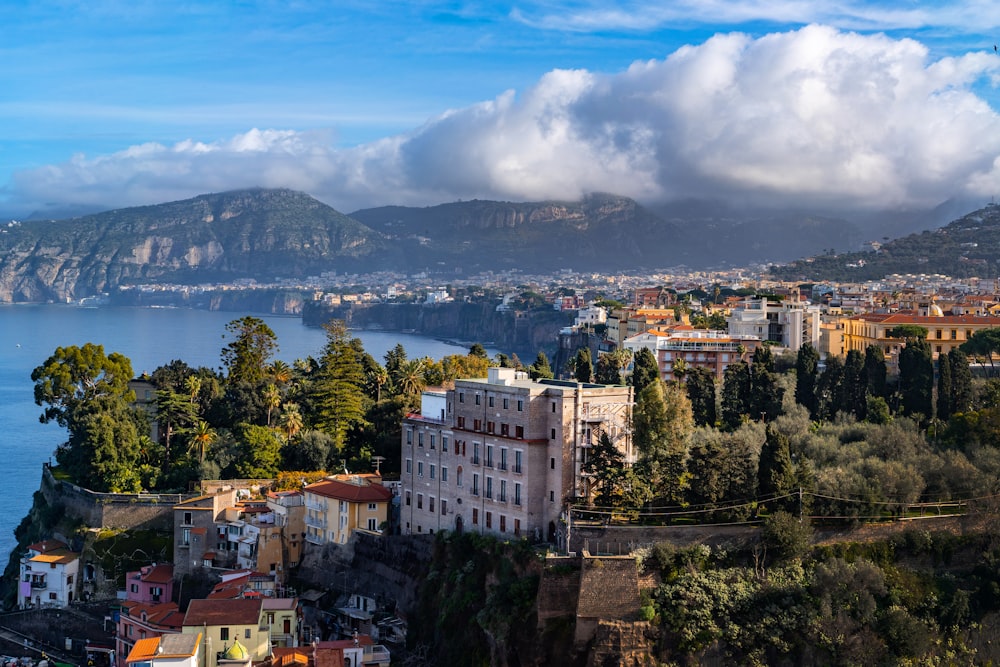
left=0, top=189, right=385, bottom=303
left=304, top=301, right=574, bottom=357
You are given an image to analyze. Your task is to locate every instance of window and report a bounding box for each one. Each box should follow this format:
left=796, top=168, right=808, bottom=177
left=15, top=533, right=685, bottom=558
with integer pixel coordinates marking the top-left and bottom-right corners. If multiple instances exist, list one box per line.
left=183, top=511, right=192, bottom=525
left=457, top=416, right=466, bottom=428
left=474, top=419, right=482, bottom=431
left=550, top=457, right=556, bottom=470
left=500, top=423, right=509, bottom=436
left=182, top=528, right=191, bottom=545
left=551, top=402, right=556, bottom=413
left=503, top=398, right=509, bottom=409
left=500, top=480, right=507, bottom=503
left=517, top=399, right=524, bottom=411
left=221, top=628, right=230, bottom=641
left=514, top=482, right=522, bottom=506
left=550, top=490, right=555, bottom=501
left=514, top=450, right=523, bottom=473
left=515, top=425, right=523, bottom=439
left=245, top=629, right=252, bottom=639
left=472, top=508, right=478, bottom=525
left=368, top=518, right=378, bottom=531
left=551, top=428, right=556, bottom=440
left=486, top=511, right=492, bottom=528
left=473, top=442, right=480, bottom=464
left=406, top=459, right=412, bottom=474
left=442, top=436, right=449, bottom=452
left=49, top=593, right=57, bottom=601
left=514, top=518, right=521, bottom=536
left=472, top=474, right=480, bottom=496
left=500, top=515, right=506, bottom=533
left=486, top=477, right=493, bottom=499
left=430, top=434, right=436, bottom=450
left=418, top=432, right=424, bottom=447
left=456, top=466, right=463, bottom=487
left=441, top=499, right=448, bottom=515
left=418, top=461, right=424, bottom=477
left=500, top=448, right=508, bottom=471
left=368, top=502, right=377, bottom=510
left=442, top=467, right=448, bottom=482
left=475, top=394, right=481, bottom=405
left=429, top=497, right=435, bottom=513
left=130, top=583, right=138, bottom=593
left=405, top=491, right=411, bottom=506
left=488, top=396, right=494, bottom=407
left=936, top=329, right=943, bottom=339
left=486, top=445, right=494, bottom=467
left=406, top=430, right=413, bottom=444
left=951, top=329, right=958, bottom=340
left=430, top=464, right=436, bottom=480
left=417, top=494, right=423, bottom=509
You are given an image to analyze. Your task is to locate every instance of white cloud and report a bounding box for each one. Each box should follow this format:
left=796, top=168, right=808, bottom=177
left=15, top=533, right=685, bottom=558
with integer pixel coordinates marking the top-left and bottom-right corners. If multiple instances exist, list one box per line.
left=8, top=25, right=1000, bottom=215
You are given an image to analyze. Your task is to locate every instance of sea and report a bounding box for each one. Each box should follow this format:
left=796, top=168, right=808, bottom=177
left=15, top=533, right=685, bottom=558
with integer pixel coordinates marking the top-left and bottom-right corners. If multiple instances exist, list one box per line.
left=0, top=304, right=488, bottom=563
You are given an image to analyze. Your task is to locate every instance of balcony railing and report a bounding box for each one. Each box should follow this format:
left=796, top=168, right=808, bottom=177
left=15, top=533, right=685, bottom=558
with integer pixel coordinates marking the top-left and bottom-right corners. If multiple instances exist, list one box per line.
left=305, top=515, right=326, bottom=529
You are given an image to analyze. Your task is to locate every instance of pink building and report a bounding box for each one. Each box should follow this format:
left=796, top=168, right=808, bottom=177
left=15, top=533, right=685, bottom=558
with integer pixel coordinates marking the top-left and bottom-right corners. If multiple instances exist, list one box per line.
left=125, top=564, right=174, bottom=604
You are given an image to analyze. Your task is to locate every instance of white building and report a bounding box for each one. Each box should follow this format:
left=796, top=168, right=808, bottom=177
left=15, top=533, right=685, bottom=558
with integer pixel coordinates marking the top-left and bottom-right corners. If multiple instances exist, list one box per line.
left=727, top=297, right=821, bottom=352
left=18, top=539, right=80, bottom=608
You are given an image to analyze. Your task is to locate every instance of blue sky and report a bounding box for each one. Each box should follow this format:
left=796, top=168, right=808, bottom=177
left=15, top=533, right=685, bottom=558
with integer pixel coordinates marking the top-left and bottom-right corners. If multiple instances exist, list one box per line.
left=4, top=1, right=1000, bottom=216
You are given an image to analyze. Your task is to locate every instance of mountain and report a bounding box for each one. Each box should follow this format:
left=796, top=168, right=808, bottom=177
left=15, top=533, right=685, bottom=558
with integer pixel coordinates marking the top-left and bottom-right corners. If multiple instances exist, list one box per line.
left=349, top=193, right=689, bottom=271
left=768, top=204, right=1000, bottom=282
left=0, top=188, right=388, bottom=302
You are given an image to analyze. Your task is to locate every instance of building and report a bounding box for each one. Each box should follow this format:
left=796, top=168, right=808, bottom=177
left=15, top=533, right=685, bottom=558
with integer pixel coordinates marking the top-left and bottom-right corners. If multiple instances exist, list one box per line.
left=18, top=539, right=79, bottom=608
left=125, top=564, right=174, bottom=604
left=181, top=599, right=268, bottom=667
left=303, top=474, right=393, bottom=546
left=261, top=597, right=299, bottom=648
left=116, top=601, right=186, bottom=664
left=266, top=490, right=305, bottom=576
left=173, top=489, right=238, bottom=577
left=125, top=633, right=201, bottom=667
left=401, top=367, right=632, bottom=545
left=840, top=312, right=1000, bottom=365
left=727, top=297, right=821, bottom=351
left=623, top=328, right=761, bottom=382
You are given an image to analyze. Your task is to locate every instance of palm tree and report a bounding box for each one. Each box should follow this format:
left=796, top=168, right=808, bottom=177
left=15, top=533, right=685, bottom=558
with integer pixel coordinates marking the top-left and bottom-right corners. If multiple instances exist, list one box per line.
left=184, top=375, right=202, bottom=405
left=189, top=420, right=217, bottom=464
left=269, top=360, right=293, bottom=386
left=396, top=358, right=427, bottom=397
left=367, top=366, right=390, bottom=402
left=263, top=383, right=282, bottom=426
left=279, top=402, right=304, bottom=442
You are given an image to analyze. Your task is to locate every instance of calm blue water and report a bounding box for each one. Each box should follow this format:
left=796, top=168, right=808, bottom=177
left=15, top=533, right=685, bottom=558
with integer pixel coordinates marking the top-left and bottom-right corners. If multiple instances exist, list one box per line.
left=0, top=305, right=486, bottom=561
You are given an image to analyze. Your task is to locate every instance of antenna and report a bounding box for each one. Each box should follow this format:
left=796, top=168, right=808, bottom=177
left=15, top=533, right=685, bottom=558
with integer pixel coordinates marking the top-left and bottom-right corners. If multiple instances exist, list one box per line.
left=371, top=456, right=386, bottom=474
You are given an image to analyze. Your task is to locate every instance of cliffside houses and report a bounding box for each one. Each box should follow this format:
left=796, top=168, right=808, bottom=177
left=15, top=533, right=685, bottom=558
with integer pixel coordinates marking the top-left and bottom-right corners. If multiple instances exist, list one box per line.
left=303, top=474, right=393, bottom=546
left=18, top=539, right=80, bottom=608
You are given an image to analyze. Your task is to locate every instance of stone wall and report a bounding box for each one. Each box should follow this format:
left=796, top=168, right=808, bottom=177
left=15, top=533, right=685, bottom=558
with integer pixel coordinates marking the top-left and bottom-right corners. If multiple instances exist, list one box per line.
left=39, top=465, right=191, bottom=532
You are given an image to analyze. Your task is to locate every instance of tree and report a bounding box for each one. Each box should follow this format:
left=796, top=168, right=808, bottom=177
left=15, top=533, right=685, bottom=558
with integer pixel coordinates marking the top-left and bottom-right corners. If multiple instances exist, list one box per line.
left=32, top=343, right=135, bottom=427
left=749, top=359, right=784, bottom=423
left=574, top=348, right=594, bottom=383
left=581, top=432, right=628, bottom=506
left=633, top=380, right=693, bottom=502
left=384, top=343, right=408, bottom=390
left=528, top=351, right=554, bottom=380
left=948, top=348, right=974, bottom=414
left=961, top=328, right=1000, bottom=376
left=395, top=358, right=428, bottom=400
left=898, top=336, right=933, bottom=422
left=721, top=361, right=751, bottom=430
left=278, top=402, right=304, bottom=441
left=758, top=425, right=796, bottom=512
left=794, top=343, right=820, bottom=418
left=187, top=420, right=218, bottom=464
left=229, top=423, right=283, bottom=478
left=221, top=316, right=278, bottom=385
left=843, top=350, right=868, bottom=420
left=311, top=320, right=368, bottom=452
left=595, top=352, right=623, bottom=385
left=468, top=343, right=489, bottom=359
left=937, top=352, right=953, bottom=421
left=263, top=383, right=282, bottom=426
left=155, top=389, right=198, bottom=465
left=864, top=345, right=888, bottom=399
left=686, top=367, right=717, bottom=427
left=282, top=429, right=332, bottom=471
left=631, top=347, right=660, bottom=394
left=816, top=355, right=845, bottom=420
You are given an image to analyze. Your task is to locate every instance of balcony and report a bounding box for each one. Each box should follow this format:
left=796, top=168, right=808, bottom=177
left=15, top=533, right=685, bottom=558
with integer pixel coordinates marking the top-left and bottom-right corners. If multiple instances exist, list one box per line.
left=305, top=499, right=325, bottom=512
left=305, top=515, right=327, bottom=529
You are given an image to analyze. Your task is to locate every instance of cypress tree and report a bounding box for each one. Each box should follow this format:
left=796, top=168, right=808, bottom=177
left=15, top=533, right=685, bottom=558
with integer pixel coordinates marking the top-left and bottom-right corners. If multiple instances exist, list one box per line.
left=795, top=343, right=820, bottom=418
left=758, top=425, right=796, bottom=511
left=631, top=347, right=660, bottom=394
left=816, top=355, right=844, bottom=420
left=949, top=348, right=974, bottom=414
left=574, top=347, right=594, bottom=383
left=686, top=366, right=717, bottom=427
left=844, top=349, right=868, bottom=420
left=899, top=336, right=934, bottom=422
left=936, top=353, right=953, bottom=421
left=721, top=361, right=751, bottom=430
left=864, top=345, right=887, bottom=399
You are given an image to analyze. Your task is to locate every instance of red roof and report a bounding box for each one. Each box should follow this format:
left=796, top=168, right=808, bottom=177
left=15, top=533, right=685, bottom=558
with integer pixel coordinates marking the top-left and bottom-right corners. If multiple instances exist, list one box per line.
left=853, top=313, right=999, bottom=325
left=137, top=564, right=173, bottom=584
left=305, top=478, right=393, bottom=503
left=183, top=598, right=262, bottom=626
left=27, top=540, right=68, bottom=553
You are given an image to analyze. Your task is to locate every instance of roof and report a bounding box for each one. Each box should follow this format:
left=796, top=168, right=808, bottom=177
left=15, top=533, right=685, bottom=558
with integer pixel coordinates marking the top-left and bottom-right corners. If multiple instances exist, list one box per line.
left=27, top=539, right=68, bottom=553
left=126, top=633, right=201, bottom=662
left=270, top=649, right=309, bottom=667
left=135, top=564, right=173, bottom=584
left=305, top=478, right=393, bottom=503
left=317, top=636, right=374, bottom=650
left=30, top=549, right=78, bottom=565
left=262, top=598, right=297, bottom=611
left=852, top=313, right=1000, bottom=325
left=122, top=601, right=184, bottom=629
left=183, top=598, right=262, bottom=627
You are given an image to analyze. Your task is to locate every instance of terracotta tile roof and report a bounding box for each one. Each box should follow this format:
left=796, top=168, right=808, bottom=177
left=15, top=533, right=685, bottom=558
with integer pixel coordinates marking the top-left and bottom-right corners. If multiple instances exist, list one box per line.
left=137, top=564, right=173, bottom=584
left=576, top=556, right=640, bottom=621
left=27, top=540, right=68, bottom=553
left=305, top=478, right=393, bottom=503
left=122, top=601, right=184, bottom=629
left=125, top=637, right=161, bottom=663
left=30, top=549, right=78, bottom=565
left=183, top=598, right=262, bottom=626
left=853, top=313, right=1000, bottom=325
left=127, top=633, right=200, bottom=662
left=271, top=648, right=309, bottom=667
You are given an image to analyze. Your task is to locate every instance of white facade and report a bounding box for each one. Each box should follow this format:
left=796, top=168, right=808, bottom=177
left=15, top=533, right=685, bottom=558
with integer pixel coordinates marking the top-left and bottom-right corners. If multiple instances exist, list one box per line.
left=727, top=297, right=821, bottom=351
left=18, top=540, right=79, bottom=608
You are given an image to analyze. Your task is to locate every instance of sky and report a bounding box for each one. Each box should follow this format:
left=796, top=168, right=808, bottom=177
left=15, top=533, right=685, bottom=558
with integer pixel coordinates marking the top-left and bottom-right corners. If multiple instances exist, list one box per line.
left=4, top=1, right=1000, bottom=218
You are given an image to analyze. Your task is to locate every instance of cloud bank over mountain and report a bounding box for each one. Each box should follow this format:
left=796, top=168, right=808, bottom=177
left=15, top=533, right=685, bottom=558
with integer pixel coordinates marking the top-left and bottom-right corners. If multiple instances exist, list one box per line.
left=9, top=25, right=1000, bottom=216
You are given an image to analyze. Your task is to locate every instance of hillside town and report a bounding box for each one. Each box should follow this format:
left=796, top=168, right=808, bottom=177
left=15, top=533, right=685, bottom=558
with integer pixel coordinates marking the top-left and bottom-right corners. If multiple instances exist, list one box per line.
left=6, top=269, right=1000, bottom=666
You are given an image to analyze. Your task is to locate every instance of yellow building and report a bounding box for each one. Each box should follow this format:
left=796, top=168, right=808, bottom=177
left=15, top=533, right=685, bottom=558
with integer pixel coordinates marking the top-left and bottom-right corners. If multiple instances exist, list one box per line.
left=181, top=599, right=267, bottom=667
left=304, top=474, right=393, bottom=546
left=841, top=313, right=1000, bottom=365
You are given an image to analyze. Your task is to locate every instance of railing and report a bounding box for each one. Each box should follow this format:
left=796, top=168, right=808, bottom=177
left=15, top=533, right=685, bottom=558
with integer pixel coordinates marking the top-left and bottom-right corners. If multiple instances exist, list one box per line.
left=304, top=515, right=326, bottom=529
left=365, top=645, right=391, bottom=662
